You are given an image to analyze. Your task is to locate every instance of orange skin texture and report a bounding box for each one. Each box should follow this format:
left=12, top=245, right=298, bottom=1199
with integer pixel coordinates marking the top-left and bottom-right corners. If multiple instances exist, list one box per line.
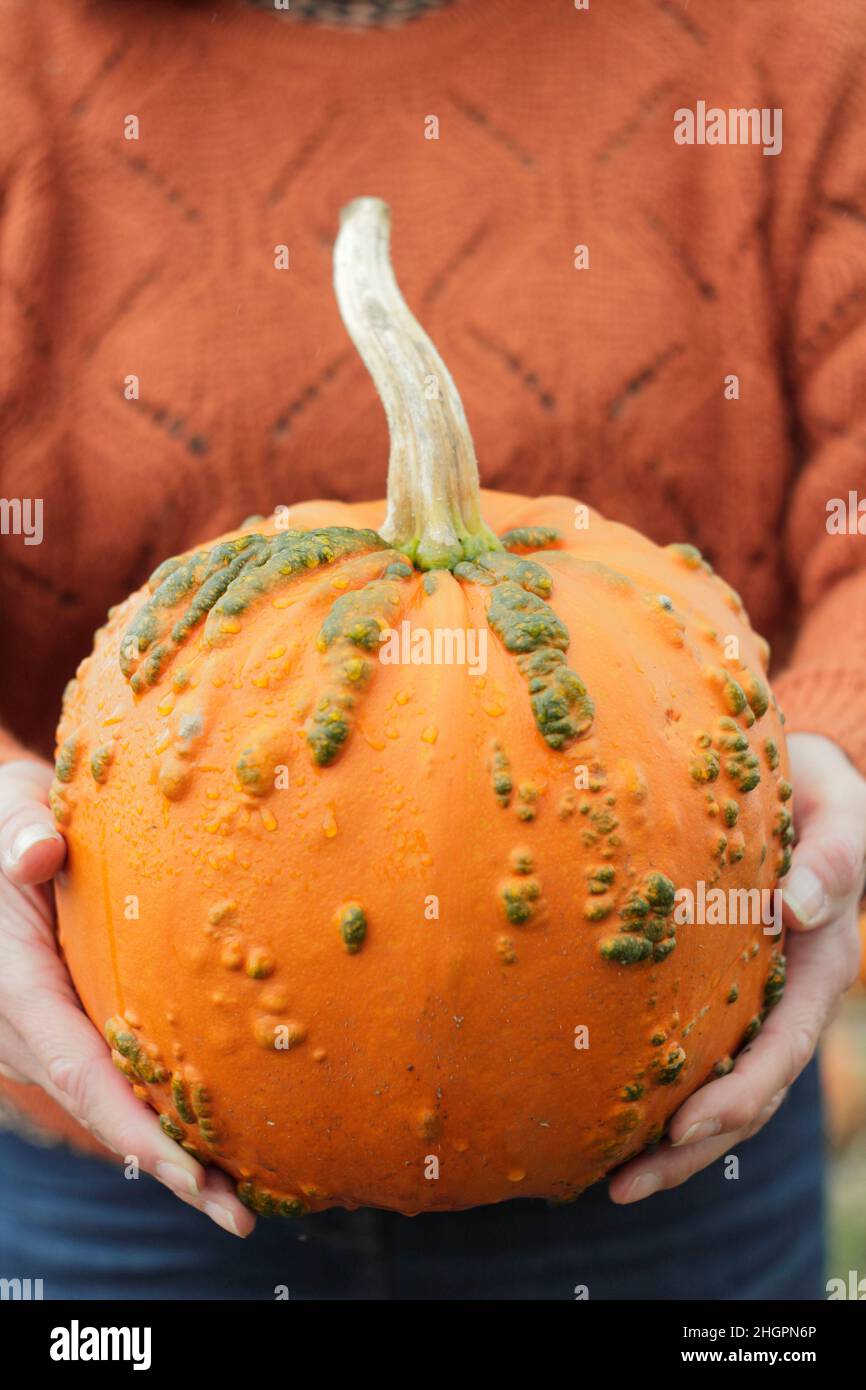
left=50, top=492, right=790, bottom=1214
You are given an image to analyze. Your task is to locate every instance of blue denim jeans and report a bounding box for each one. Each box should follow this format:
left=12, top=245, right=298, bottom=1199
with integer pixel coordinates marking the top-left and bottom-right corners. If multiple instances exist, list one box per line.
left=0, top=1058, right=824, bottom=1300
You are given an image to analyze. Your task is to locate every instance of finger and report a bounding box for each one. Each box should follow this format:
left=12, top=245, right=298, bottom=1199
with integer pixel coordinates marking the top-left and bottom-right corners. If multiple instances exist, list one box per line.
left=665, top=917, right=854, bottom=1151
left=45, top=1036, right=255, bottom=1237
left=781, top=809, right=866, bottom=931
left=0, top=765, right=252, bottom=1236
left=6, top=972, right=253, bottom=1236
left=0, top=1015, right=41, bottom=1082
left=0, top=761, right=66, bottom=887
left=610, top=1088, right=788, bottom=1203
left=0, top=822, right=66, bottom=888
left=197, top=1168, right=257, bottom=1237
left=149, top=1167, right=255, bottom=1237
left=0, top=1062, right=32, bottom=1083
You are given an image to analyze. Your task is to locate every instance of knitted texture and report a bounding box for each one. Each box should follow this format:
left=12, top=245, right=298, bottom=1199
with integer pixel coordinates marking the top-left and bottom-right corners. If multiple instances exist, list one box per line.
left=1, top=0, right=866, bottom=771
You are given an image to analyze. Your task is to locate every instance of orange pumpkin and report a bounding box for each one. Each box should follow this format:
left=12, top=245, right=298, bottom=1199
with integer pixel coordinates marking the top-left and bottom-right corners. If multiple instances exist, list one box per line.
left=50, top=200, right=791, bottom=1216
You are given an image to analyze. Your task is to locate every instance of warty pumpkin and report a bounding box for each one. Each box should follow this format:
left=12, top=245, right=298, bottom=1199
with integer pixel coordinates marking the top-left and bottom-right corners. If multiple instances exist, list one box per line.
left=50, top=198, right=791, bottom=1216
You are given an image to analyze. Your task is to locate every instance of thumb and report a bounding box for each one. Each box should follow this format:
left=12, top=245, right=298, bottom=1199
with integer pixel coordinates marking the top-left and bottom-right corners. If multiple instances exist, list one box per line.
left=0, top=759, right=67, bottom=887
left=781, top=810, right=865, bottom=932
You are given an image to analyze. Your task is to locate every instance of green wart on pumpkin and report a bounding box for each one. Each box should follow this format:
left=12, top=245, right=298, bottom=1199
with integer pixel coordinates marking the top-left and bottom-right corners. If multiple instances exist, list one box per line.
left=46, top=198, right=793, bottom=1218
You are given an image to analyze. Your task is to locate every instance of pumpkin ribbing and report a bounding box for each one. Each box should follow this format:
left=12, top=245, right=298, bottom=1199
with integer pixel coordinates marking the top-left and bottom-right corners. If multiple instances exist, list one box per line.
left=50, top=199, right=790, bottom=1215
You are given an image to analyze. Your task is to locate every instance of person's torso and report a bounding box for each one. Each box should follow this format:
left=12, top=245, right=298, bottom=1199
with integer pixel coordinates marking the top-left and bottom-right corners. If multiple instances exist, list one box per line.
left=0, top=0, right=804, bottom=753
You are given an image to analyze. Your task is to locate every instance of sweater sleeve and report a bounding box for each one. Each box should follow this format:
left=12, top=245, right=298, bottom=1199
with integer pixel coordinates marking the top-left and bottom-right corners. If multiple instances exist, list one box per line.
left=766, top=5, right=866, bottom=777
left=0, top=10, right=61, bottom=773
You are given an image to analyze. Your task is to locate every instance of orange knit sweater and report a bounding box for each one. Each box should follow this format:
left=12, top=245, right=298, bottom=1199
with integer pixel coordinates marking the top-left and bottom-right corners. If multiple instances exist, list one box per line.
left=1, top=0, right=866, bottom=774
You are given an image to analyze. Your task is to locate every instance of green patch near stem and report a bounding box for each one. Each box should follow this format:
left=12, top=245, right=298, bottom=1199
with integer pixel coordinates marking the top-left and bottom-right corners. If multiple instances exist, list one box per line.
left=121, top=527, right=389, bottom=693
left=307, top=569, right=409, bottom=766
left=487, top=580, right=594, bottom=750
left=499, top=525, right=562, bottom=553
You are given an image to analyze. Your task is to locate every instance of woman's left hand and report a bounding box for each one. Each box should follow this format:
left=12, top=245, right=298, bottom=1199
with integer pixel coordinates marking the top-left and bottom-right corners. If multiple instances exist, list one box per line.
left=609, top=731, right=866, bottom=1204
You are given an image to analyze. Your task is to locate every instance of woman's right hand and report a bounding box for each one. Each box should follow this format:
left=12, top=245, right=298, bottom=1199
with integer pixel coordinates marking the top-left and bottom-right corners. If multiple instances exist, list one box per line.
left=0, top=757, right=254, bottom=1237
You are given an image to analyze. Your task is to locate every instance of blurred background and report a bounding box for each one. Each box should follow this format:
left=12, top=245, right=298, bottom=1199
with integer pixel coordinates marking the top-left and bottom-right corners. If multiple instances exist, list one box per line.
left=824, top=910, right=866, bottom=1280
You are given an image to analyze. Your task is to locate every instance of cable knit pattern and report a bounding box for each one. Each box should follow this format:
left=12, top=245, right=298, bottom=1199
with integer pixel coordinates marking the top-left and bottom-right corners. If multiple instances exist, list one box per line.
left=1, top=0, right=866, bottom=772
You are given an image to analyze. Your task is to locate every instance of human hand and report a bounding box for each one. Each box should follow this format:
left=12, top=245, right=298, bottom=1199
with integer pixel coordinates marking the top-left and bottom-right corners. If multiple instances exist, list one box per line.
left=609, top=731, right=866, bottom=1203
left=0, top=757, right=254, bottom=1236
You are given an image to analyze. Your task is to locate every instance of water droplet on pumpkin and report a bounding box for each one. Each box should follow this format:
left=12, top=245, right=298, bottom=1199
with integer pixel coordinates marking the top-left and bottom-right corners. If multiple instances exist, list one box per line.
left=506, top=1168, right=526, bottom=1183
left=421, top=726, right=438, bottom=744
left=322, top=808, right=338, bottom=838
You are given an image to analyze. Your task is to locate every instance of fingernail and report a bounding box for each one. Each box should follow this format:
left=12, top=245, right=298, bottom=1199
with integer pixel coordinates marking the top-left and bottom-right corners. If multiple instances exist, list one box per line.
left=782, top=865, right=824, bottom=927
left=621, top=1172, right=661, bottom=1203
left=155, top=1161, right=199, bottom=1197
left=672, top=1117, right=722, bottom=1147
left=205, top=1201, right=243, bottom=1237
left=5, top=824, right=63, bottom=869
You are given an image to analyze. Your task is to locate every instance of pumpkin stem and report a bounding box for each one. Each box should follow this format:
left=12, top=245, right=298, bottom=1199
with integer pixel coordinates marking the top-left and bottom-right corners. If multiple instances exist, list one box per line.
left=334, top=197, right=502, bottom=571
